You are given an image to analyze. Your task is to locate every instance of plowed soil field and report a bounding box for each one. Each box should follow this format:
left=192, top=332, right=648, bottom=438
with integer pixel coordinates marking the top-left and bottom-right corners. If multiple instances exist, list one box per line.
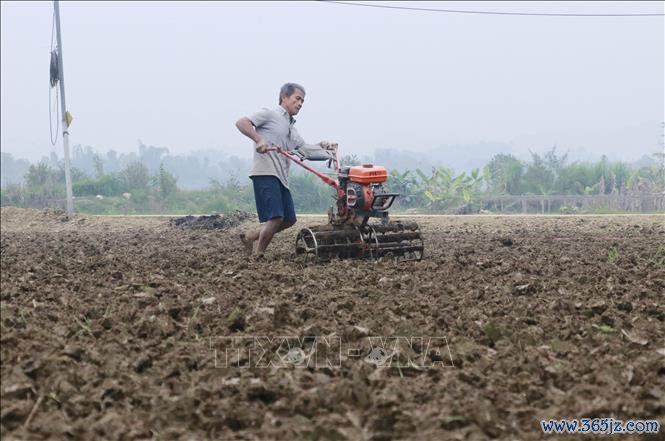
left=1, top=207, right=664, bottom=440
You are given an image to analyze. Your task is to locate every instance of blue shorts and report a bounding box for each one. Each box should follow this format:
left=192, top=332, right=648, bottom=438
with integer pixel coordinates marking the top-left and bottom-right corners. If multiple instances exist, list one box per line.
left=251, top=175, right=296, bottom=223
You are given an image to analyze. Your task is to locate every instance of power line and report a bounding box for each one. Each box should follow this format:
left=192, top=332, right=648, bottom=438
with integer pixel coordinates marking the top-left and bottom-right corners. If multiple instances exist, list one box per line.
left=317, top=1, right=665, bottom=17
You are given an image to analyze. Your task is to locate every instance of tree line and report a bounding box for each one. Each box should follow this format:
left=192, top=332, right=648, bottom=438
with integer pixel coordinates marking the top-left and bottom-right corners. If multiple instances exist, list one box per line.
left=1, top=147, right=663, bottom=215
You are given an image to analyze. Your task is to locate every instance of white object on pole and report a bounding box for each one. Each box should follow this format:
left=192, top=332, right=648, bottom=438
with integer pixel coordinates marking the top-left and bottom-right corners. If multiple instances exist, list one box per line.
left=54, top=0, right=74, bottom=217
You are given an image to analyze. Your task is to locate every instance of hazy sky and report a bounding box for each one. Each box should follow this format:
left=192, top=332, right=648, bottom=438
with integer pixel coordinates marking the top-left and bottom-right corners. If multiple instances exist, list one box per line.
left=1, top=1, right=663, bottom=162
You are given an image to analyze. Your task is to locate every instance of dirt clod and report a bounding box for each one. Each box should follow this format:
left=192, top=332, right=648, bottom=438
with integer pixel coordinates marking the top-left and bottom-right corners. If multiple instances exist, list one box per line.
left=226, top=307, right=246, bottom=332
left=170, top=210, right=255, bottom=230
left=500, top=237, right=514, bottom=246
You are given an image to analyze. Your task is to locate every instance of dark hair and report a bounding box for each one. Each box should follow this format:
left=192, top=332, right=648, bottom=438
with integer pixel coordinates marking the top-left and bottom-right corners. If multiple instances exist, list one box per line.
left=279, top=83, right=306, bottom=104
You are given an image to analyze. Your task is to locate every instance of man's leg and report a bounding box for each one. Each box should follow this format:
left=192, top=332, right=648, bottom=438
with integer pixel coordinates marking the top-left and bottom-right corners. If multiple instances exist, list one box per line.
left=241, top=221, right=297, bottom=257
left=256, top=218, right=284, bottom=254
left=242, top=217, right=295, bottom=256
left=240, top=229, right=258, bottom=255
left=242, top=176, right=274, bottom=255
left=243, top=176, right=297, bottom=257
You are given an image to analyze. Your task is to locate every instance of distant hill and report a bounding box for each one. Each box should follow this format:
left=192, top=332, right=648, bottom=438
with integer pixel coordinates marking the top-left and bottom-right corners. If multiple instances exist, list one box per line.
left=369, top=142, right=518, bottom=173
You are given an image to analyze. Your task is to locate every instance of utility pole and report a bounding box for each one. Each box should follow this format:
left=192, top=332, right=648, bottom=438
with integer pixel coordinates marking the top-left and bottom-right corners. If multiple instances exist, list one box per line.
left=54, top=0, right=74, bottom=216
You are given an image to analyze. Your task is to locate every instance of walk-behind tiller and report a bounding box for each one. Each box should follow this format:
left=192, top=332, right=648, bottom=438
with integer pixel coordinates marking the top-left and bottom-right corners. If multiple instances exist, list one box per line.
left=266, top=145, right=424, bottom=263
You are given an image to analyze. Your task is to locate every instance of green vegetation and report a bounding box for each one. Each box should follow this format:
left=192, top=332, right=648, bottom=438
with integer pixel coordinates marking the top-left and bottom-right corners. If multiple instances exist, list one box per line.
left=1, top=147, right=663, bottom=215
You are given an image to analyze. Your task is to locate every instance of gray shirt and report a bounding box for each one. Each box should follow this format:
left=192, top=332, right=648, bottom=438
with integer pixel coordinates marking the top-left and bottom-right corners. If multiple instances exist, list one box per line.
left=248, top=106, right=330, bottom=189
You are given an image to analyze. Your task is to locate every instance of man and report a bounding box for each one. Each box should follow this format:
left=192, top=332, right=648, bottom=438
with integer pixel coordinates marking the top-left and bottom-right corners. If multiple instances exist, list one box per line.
left=235, top=83, right=336, bottom=259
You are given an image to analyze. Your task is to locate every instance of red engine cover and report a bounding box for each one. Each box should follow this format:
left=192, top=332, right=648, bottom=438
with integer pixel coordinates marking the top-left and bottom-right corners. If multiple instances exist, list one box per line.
left=348, top=165, right=388, bottom=184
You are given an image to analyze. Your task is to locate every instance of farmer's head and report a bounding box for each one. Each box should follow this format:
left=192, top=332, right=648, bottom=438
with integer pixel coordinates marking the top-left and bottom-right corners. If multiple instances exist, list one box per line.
left=279, top=83, right=305, bottom=116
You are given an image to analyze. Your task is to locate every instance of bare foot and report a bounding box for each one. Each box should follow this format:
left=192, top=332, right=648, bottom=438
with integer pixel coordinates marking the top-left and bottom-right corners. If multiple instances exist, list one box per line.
left=239, top=233, right=254, bottom=256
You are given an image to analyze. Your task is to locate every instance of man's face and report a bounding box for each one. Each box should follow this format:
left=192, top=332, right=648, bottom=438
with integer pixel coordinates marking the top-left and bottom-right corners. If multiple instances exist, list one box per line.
left=281, top=89, right=305, bottom=116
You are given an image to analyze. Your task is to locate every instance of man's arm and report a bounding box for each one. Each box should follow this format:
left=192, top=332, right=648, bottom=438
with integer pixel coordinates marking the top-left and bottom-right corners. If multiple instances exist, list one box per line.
left=235, top=117, right=270, bottom=153
left=296, top=142, right=338, bottom=161
left=291, top=129, right=337, bottom=159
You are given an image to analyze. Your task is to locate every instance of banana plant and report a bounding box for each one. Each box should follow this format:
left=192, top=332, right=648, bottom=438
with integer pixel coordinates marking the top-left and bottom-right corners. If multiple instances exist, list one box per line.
left=388, top=169, right=419, bottom=206
left=413, top=166, right=486, bottom=212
